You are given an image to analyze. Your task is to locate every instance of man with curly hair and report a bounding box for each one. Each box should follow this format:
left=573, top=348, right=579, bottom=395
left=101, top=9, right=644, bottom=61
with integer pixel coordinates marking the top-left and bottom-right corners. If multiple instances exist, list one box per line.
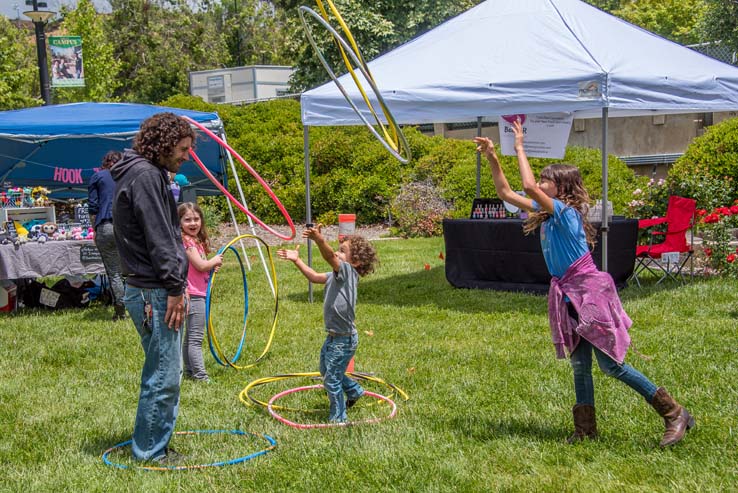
left=277, top=226, right=379, bottom=423
left=112, top=112, right=195, bottom=463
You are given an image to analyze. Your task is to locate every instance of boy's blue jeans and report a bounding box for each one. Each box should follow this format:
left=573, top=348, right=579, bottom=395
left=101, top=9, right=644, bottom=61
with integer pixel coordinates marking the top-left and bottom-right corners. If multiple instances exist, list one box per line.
left=319, top=333, right=363, bottom=422
left=570, top=337, right=658, bottom=406
left=124, top=286, right=182, bottom=461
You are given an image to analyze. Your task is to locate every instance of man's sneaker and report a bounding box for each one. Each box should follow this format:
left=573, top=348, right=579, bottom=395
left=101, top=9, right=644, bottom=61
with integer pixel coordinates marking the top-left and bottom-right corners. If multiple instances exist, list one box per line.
left=152, top=447, right=186, bottom=465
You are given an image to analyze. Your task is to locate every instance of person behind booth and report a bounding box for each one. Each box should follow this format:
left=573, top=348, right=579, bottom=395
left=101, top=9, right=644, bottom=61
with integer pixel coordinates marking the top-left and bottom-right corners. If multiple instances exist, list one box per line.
left=473, top=119, right=694, bottom=448
left=112, top=112, right=193, bottom=463
left=88, top=150, right=126, bottom=321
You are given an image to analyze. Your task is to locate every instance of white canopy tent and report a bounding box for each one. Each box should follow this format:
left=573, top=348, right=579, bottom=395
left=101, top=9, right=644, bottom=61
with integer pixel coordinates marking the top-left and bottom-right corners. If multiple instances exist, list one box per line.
left=299, top=0, right=738, bottom=288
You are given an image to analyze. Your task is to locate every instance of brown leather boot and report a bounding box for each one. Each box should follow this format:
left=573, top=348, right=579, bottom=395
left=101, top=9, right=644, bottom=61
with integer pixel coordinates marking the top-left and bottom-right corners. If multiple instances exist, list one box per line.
left=567, top=404, right=598, bottom=443
left=650, top=387, right=695, bottom=447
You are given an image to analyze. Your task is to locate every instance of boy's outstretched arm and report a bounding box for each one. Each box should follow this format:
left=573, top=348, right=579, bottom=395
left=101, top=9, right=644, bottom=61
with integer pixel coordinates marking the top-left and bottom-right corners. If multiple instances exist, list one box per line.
left=277, top=245, right=328, bottom=284
left=303, top=225, right=341, bottom=273
left=474, top=136, right=533, bottom=212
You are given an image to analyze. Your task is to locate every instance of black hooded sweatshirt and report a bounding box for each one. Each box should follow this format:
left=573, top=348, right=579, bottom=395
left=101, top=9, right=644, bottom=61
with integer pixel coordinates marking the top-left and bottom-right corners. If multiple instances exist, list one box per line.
left=111, top=150, right=187, bottom=296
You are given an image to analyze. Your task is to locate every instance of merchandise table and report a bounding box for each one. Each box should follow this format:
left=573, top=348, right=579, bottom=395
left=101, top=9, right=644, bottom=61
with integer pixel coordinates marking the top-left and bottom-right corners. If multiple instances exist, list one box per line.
left=0, top=240, right=105, bottom=280
left=443, top=218, right=638, bottom=293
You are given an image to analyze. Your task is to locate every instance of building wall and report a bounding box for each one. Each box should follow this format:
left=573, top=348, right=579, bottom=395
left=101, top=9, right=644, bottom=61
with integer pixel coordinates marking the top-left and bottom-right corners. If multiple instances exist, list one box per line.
left=426, top=110, right=738, bottom=178
left=189, top=65, right=294, bottom=104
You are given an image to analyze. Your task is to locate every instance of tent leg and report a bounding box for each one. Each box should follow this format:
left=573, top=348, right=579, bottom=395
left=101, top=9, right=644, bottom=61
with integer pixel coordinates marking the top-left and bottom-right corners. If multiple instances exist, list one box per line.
left=601, top=107, right=609, bottom=273
left=476, top=116, right=482, bottom=199
left=304, top=125, right=313, bottom=303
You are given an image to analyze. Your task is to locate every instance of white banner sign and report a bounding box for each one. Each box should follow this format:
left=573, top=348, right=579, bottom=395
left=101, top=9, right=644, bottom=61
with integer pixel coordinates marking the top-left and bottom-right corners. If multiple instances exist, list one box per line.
left=498, top=113, right=573, bottom=159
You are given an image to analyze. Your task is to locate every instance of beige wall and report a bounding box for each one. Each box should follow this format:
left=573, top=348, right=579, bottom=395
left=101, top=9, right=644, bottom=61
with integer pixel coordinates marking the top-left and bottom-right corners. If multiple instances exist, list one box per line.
left=426, top=111, right=738, bottom=178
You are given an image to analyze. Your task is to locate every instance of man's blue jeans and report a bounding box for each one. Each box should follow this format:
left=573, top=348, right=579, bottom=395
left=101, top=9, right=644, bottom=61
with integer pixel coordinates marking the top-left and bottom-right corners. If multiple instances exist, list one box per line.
left=124, top=286, right=182, bottom=460
left=570, top=337, right=658, bottom=406
left=319, top=333, right=363, bottom=422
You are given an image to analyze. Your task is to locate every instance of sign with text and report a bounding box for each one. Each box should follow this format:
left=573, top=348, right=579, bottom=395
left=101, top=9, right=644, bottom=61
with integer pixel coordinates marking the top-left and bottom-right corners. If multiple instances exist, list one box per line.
left=80, top=244, right=102, bottom=263
left=75, top=204, right=91, bottom=228
left=499, top=113, right=573, bottom=159
left=49, top=36, right=85, bottom=88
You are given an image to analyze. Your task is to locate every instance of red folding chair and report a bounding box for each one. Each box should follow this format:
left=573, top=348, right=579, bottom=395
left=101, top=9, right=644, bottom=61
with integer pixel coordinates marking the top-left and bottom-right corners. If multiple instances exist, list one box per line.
left=631, top=195, right=696, bottom=286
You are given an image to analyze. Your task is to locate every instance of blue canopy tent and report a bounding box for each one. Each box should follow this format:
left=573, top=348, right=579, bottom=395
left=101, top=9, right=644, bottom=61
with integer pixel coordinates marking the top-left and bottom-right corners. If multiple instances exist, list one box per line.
left=0, top=102, right=227, bottom=199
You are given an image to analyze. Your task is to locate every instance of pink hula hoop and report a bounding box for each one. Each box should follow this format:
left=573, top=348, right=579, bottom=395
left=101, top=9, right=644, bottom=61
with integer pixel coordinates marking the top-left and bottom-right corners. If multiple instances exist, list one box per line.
left=267, top=384, right=397, bottom=429
left=183, top=116, right=296, bottom=241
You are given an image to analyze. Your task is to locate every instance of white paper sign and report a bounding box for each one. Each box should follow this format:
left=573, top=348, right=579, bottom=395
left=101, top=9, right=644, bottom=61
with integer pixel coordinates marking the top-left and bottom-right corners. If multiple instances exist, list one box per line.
left=498, top=113, right=574, bottom=159
left=39, top=288, right=61, bottom=308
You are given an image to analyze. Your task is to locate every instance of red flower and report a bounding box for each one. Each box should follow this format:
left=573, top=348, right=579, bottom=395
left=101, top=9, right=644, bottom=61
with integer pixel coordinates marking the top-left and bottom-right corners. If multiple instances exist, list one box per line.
left=703, top=213, right=721, bottom=224
left=731, top=205, right=738, bottom=215
left=697, top=209, right=707, bottom=216
left=424, top=263, right=431, bottom=271
left=705, top=247, right=712, bottom=257
left=727, top=253, right=736, bottom=263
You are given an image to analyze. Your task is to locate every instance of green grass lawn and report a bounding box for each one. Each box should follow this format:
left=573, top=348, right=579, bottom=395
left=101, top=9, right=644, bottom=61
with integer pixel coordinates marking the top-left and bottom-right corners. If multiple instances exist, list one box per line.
left=1, top=237, right=736, bottom=492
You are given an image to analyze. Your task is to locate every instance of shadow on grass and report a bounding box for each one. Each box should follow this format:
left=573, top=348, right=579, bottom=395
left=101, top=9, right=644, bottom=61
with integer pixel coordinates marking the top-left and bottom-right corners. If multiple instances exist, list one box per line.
left=81, top=430, right=132, bottom=458
left=281, top=266, right=546, bottom=316
left=448, top=414, right=563, bottom=442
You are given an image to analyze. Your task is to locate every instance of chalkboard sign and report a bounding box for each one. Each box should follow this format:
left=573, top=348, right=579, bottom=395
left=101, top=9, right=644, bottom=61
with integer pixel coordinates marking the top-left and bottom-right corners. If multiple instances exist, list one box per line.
left=80, top=244, right=102, bottom=263
left=4, top=221, right=17, bottom=239
left=75, top=204, right=91, bottom=228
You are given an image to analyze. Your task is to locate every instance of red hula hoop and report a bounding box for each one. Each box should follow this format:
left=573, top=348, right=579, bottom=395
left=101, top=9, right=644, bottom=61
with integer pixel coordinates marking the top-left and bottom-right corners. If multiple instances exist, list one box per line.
left=267, top=384, right=397, bottom=429
left=184, top=116, right=296, bottom=241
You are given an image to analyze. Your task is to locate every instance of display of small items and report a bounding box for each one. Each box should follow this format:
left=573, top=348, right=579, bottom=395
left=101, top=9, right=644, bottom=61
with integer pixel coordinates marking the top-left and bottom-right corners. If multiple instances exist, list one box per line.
left=470, top=198, right=512, bottom=219
left=0, top=186, right=51, bottom=208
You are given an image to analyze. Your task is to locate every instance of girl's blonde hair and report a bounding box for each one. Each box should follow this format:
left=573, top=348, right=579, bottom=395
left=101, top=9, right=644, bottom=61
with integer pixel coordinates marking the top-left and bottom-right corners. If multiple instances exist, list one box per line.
left=522, top=164, right=597, bottom=248
left=177, top=202, right=212, bottom=254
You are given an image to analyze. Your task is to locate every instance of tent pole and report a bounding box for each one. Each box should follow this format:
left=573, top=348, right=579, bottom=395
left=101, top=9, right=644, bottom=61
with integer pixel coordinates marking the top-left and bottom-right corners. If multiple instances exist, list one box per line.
left=304, top=124, right=313, bottom=303
left=601, top=107, right=609, bottom=273
left=476, top=117, right=482, bottom=198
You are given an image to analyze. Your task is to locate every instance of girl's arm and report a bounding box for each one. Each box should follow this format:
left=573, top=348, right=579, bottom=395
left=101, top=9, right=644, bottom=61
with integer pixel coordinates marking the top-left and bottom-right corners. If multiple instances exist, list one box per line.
left=473, top=136, right=534, bottom=211
left=512, top=120, right=554, bottom=214
left=277, top=247, right=328, bottom=284
left=185, top=247, right=223, bottom=273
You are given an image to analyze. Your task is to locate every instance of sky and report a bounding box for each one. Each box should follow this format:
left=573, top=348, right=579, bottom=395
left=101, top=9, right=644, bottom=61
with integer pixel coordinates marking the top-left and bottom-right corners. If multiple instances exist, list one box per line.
left=0, top=0, right=110, bottom=21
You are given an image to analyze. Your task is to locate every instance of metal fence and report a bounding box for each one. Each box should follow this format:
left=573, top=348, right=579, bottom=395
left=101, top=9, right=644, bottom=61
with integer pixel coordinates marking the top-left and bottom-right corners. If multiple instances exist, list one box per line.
left=687, top=42, right=737, bottom=65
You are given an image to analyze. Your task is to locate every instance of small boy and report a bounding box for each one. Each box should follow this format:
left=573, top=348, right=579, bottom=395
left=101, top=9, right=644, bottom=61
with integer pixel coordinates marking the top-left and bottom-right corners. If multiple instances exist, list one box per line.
left=278, top=225, right=379, bottom=423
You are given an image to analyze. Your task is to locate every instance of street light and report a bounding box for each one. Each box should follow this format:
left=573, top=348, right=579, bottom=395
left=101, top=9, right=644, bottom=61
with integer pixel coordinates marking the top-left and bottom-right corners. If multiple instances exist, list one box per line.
left=23, top=0, right=55, bottom=105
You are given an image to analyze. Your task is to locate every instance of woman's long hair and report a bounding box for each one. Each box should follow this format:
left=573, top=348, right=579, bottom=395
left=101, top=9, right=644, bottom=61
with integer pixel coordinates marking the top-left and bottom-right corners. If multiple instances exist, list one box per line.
left=522, top=164, right=597, bottom=248
left=178, top=202, right=211, bottom=255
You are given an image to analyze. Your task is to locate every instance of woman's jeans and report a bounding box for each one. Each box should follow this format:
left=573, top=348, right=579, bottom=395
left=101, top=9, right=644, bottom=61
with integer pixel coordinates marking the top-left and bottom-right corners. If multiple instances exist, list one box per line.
left=124, top=286, right=182, bottom=461
left=319, top=333, right=363, bottom=422
left=94, top=222, right=125, bottom=305
left=570, top=337, right=658, bottom=405
left=184, top=296, right=208, bottom=381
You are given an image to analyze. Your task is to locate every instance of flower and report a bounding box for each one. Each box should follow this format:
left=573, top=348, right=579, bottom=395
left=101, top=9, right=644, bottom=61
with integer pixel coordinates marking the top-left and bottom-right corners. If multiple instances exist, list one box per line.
left=731, top=205, right=738, bottom=215
left=657, top=178, right=665, bottom=186
left=697, top=209, right=707, bottom=216
left=727, top=253, right=736, bottom=263
left=705, top=247, right=713, bottom=257
left=632, top=188, right=642, bottom=196
left=703, top=213, right=721, bottom=224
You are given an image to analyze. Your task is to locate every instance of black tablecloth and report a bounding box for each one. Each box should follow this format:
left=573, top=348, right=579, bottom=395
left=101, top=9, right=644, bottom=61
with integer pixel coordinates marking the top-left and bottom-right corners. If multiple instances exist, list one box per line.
left=443, top=218, right=638, bottom=293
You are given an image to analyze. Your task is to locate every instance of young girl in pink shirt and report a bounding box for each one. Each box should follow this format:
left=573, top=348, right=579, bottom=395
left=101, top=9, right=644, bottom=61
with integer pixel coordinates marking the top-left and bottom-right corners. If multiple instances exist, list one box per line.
left=178, top=202, right=223, bottom=382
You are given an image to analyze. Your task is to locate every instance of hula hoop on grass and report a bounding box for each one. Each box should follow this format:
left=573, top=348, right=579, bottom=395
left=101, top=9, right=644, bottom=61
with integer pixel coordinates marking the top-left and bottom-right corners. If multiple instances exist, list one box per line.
left=299, top=3, right=412, bottom=164
left=101, top=429, right=277, bottom=471
left=268, top=384, right=397, bottom=429
left=206, top=234, right=279, bottom=370
left=183, top=116, right=296, bottom=241
left=240, top=371, right=410, bottom=411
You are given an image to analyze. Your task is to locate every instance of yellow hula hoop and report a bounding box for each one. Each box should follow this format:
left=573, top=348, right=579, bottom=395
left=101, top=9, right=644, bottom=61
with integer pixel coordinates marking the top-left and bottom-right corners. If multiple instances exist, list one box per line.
left=313, top=1, right=399, bottom=152
left=300, top=2, right=411, bottom=163
left=207, top=234, right=279, bottom=370
left=239, top=371, right=410, bottom=412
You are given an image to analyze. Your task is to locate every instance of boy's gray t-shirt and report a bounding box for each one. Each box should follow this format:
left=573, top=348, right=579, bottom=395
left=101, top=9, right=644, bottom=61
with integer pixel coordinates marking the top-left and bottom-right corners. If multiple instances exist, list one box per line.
left=323, top=260, right=359, bottom=335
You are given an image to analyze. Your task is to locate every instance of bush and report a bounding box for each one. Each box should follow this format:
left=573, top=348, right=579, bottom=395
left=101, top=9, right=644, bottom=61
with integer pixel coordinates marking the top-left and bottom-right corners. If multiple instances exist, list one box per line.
left=697, top=201, right=738, bottom=276
left=390, top=180, right=450, bottom=238
left=669, top=117, right=738, bottom=203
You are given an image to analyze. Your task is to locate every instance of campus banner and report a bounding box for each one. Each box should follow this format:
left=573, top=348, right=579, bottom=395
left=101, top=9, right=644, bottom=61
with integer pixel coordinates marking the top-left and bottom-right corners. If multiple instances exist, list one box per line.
left=49, top=36, right=84, bottom=88
left=498, top=113, right=574, bottom=159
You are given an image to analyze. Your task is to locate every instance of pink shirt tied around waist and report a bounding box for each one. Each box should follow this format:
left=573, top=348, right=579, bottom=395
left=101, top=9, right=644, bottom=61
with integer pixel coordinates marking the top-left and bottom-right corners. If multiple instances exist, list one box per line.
left=183, top=235, right=210, bottom=297
left=548, top=252, right=632, bottom=364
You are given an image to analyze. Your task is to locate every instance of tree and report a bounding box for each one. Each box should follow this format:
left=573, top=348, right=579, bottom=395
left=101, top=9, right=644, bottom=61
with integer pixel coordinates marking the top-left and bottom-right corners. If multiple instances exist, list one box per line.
left=700, top=0, right=738, bottom=55
left=582, top=0, right=623, bottom=12
left=0, top=17, right=42, bottom=109
left=107, top=0, right=231, bottom=103
left=613, top=0, right=705, bottom=45
left=274, top=0, right=483, bottom=91
left=57, top=0, right=122, bottom=103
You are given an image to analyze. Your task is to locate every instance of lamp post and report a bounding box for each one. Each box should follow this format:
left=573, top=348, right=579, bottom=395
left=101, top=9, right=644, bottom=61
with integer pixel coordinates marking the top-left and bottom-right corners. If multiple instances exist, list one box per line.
left=24, top=0, right=55, bottom=105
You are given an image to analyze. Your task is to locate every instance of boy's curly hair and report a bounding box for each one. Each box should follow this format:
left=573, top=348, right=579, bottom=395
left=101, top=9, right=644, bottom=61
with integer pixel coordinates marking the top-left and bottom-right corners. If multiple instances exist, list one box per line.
left=344, top=235, right=379, bottom=277
left=132, top=112, right=196, bottom=168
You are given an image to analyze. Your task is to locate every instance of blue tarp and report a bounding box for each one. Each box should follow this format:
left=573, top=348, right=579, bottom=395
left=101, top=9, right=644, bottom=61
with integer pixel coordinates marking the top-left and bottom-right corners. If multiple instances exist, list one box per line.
left=0, top=102, right=227, bottom=199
